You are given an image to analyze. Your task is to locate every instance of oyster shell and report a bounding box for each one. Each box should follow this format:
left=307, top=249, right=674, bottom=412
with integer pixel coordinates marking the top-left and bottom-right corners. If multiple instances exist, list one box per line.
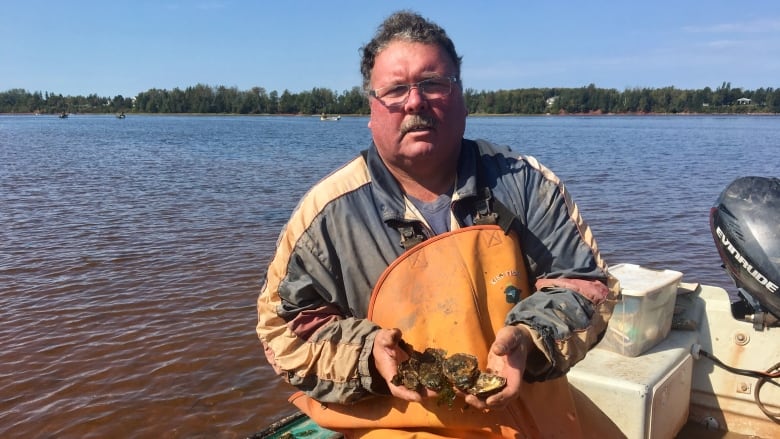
left=467, top=372, right=507, bottom=396
left=441, top=353, right=480, bottom=391
left=391, top=347, right=446, bottom=392
left=392, top=364, right=420, bottom=390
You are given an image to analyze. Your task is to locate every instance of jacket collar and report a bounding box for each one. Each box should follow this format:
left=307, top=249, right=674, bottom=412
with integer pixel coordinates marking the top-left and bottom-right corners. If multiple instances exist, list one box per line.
left=364, top=139, right=481, bottom=224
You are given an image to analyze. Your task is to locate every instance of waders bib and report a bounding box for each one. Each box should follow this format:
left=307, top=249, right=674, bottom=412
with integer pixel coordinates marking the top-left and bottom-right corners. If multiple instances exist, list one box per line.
left=291, top=225, right=584, bottom=438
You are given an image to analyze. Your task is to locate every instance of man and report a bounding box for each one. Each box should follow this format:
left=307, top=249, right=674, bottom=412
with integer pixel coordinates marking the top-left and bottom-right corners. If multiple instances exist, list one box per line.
left=257, top=10, right=618, bottom=438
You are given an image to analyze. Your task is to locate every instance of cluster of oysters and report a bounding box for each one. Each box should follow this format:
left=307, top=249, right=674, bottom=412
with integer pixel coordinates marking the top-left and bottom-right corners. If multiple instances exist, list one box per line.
left=390, top=345, right=506, bottom=406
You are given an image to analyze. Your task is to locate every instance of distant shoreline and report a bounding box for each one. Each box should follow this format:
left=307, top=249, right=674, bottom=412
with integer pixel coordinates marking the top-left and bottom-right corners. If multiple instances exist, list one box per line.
left=3, top=111, right=778, bottom=117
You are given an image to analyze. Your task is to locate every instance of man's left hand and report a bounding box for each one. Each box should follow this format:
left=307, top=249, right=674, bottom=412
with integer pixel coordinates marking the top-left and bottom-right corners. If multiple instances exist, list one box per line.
left=464, top=324, right=533, bottom=410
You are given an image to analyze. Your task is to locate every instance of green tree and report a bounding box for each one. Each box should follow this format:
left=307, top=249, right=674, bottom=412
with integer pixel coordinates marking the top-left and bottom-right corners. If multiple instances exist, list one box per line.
left=278, top=90, right=296, bottom=114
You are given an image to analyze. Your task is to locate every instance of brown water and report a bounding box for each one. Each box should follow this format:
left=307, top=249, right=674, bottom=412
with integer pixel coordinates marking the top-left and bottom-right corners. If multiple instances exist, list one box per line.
left=1, top=114, right=777, bottom=438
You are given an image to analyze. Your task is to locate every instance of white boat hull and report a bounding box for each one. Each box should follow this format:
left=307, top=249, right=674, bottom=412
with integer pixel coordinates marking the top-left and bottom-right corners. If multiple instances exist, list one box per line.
left=569, top=283, right=780, bottom=439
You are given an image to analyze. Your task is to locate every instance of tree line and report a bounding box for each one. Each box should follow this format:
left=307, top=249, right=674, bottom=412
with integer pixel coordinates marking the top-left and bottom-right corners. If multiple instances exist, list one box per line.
left=466, top=82, right=780, bottom=114
left=2, top=82, right=779, bottom=115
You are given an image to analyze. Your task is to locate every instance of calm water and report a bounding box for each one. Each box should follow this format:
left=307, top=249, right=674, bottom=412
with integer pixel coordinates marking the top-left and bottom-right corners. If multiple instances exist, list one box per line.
left=0, top=114, right=777, bottom=438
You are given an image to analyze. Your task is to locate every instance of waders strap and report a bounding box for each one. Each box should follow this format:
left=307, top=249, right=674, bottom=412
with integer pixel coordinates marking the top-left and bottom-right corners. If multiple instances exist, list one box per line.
left=472, top=186, right=523, bottom=236
left=473, top=187, right=499, bottom=225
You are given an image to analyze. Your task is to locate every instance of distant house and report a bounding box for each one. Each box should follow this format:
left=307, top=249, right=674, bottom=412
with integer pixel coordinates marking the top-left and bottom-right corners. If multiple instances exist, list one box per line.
left=546, top=96, right=559, bottom=107
left=737, top=97, right=752, bottom=105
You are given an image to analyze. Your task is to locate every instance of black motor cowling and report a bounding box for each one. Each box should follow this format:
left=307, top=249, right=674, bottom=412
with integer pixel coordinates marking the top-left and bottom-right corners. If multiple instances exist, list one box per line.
left=710, top=176, right=780, bottom=320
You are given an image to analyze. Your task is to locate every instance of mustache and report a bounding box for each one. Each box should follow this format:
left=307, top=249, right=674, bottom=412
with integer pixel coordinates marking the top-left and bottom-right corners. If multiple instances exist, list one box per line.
left=400, top=115, right=436, bottom=136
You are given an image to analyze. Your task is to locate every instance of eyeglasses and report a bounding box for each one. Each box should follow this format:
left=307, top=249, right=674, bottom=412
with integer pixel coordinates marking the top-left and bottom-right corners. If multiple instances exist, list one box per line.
left=368, top=76, right=459, bottom=106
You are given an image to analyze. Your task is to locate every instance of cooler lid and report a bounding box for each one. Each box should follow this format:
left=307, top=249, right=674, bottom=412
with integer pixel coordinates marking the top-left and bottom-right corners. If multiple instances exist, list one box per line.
left=609, top=263, right=683, bottom=297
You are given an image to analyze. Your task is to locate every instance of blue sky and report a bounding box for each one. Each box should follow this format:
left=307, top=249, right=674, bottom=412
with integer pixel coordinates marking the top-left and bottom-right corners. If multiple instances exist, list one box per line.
left=2, top=1, right=779, bottom=97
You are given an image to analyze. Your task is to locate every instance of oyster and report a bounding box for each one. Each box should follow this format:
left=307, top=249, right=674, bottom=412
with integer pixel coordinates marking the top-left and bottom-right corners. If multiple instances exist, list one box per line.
left=392, top=363, right=421, bottom=390
left=467, top=372, right=507, bottom=396
left=391, top=347, right=446, bottom=392
left=441, top=353, right=480, bottom=391
left=417, top=354, right=447, bottom=391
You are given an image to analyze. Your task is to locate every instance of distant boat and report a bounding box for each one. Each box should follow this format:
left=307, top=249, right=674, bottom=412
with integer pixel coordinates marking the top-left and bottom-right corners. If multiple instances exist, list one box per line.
left=116, top=113, right=126, bottom=119
left=59, top=112, right=69, bottom=119
left=320, top=114, right=341, bottom=121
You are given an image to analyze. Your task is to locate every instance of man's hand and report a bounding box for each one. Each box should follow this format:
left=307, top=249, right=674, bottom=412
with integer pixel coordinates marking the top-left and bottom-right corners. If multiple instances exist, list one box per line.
left=372, top=328, right=424, bottom=402
left=464, top=325, right=534, bottom=410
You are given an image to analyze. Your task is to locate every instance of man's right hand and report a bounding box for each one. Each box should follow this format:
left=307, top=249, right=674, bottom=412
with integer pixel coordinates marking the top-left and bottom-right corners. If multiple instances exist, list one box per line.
left=372, top=328, right=427, bottom=402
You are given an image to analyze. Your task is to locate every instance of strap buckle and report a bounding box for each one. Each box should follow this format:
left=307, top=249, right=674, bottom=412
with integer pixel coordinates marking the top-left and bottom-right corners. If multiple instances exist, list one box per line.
left=398, top=225, right=425, bottom=250
left=473, top=187, right=498, bottom=225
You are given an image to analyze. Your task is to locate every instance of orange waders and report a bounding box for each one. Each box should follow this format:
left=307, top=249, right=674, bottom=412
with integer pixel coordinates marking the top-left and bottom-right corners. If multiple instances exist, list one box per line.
left=291, top=225, right=584, bottom=438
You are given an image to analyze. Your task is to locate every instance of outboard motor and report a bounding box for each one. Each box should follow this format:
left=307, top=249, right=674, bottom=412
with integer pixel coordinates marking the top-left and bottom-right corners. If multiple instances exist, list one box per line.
left=710, top=176, right=780, bottom=329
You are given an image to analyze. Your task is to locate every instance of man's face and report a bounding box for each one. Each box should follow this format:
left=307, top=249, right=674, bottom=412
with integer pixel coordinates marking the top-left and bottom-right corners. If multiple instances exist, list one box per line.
left=367, top=40, right=467, bottom=173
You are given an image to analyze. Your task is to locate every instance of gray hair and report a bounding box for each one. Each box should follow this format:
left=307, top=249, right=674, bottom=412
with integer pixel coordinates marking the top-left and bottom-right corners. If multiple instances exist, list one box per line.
left=360, top=10, right=462, bottom=91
